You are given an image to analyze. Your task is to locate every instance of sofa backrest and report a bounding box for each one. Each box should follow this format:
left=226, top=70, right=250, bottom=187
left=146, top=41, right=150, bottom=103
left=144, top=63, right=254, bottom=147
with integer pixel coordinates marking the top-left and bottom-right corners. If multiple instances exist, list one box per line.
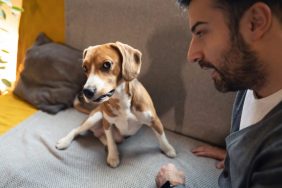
left=65, top=0, right=235, bottom=146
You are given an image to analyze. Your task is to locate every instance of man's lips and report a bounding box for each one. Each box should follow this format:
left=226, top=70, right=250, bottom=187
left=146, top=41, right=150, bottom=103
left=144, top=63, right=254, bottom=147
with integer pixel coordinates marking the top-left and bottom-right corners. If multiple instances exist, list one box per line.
left=198, top=61, right=215, bottom=70
left=198, top=61, right=219, bottom=78
left=201, top=66, right=213, bottom=70
left=93, top=89, right=115, bottom=102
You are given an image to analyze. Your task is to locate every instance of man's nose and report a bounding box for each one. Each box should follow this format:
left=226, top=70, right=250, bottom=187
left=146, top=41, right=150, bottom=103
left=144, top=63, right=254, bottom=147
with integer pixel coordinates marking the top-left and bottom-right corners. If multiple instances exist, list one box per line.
left=187, top=39, right=203, bottom=64
left=82, top=88, right=96, bottom=99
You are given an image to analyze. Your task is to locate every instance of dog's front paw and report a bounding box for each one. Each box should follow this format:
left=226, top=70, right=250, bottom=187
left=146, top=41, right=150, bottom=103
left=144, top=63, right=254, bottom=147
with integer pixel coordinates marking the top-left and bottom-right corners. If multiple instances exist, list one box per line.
left=161, top=145, right=176, bottom=158
left=165, top=147, right=177, bottom=158
left=56, top=137, right=72, bottom=150
left=107, top=156, right=120, bottom=168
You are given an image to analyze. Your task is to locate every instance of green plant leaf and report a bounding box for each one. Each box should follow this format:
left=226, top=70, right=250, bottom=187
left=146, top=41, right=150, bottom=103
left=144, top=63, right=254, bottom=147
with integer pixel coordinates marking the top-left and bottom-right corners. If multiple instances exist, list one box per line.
left=1, top=78, right=11, bottom=87
left=0, top=66, right=5, bottom=69
left=0, top=57, right=8, bottom=63
left=12, top=6, right=23, bottom=12
left=1, top=49, right=9, bottom=53
left=0, top=0, right=12, bottom=6
left=0, top=60, right=8, bottom=64
left=0, top=9, right=6, bottom=19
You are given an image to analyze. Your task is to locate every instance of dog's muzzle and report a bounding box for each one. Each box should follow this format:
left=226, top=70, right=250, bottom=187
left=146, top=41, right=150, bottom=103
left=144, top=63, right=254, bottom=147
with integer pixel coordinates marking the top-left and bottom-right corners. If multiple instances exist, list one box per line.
left=93, top=89, right=115, bottom=102
left=82, top=88, right=96, bottom=99
left=82, top=88, right=115, bottom=103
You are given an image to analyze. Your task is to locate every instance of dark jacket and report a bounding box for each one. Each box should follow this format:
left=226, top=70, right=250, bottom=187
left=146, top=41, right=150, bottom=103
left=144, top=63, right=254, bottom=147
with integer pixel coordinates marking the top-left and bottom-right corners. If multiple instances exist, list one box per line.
left=219, top=90, right=282, bottom=188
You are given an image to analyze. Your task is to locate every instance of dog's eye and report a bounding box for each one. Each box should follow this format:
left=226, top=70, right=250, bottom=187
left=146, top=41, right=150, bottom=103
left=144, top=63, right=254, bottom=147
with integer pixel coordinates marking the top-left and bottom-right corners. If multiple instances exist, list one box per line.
left=82, top=65, right=88, bottom=73
left=102, top=61, right=112, bottom=71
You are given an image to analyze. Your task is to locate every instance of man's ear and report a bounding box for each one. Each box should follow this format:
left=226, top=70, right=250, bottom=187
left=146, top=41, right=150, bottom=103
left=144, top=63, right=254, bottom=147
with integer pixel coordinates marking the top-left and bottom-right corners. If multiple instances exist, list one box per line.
left=111, top=41, right=142, bottom=81
left=242, top=2, right=272, bottom=41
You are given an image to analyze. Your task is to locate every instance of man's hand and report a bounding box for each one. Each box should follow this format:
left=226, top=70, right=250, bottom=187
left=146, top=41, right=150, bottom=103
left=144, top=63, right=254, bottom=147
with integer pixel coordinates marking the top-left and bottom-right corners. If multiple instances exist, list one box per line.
left=191, top=145, right=226, bottom=169
left=155, top=163, right=185, bottom=188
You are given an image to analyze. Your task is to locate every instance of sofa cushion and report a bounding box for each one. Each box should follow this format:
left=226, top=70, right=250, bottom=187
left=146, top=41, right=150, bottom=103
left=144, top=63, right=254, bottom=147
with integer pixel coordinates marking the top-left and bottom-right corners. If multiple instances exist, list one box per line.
left=13, top=33, right=86, bottom=114
left=0, top=109, right=222, bottom=188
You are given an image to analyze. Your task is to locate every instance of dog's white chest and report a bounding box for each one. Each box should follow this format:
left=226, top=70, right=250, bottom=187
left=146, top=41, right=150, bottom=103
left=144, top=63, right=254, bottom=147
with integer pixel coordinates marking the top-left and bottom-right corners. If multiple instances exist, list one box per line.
left=107, top=111, right=141, bottom=136
left=103, top=84, right=142, bottom=136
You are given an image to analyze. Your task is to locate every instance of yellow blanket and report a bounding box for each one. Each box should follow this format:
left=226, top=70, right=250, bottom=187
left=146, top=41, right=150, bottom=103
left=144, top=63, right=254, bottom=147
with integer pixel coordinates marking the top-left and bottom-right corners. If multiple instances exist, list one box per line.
left=0, top=93, right=37, bottom=135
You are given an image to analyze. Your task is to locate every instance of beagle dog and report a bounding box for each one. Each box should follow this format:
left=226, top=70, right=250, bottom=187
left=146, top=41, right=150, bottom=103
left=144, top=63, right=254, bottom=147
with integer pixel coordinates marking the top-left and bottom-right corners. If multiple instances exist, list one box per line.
left=56, top=42, right=176, bottom=168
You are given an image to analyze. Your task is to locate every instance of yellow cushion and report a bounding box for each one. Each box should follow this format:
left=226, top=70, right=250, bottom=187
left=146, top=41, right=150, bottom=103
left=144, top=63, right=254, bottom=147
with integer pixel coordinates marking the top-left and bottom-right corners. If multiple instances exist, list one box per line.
left=0, top=92, right=37, bottom=135
left=17, top=0, right=65, bottom=75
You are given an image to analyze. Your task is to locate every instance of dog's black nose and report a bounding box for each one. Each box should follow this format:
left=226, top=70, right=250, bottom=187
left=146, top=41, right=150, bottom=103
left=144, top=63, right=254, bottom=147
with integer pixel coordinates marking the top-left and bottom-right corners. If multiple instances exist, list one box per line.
left=82, top=88, right=96, bottom=99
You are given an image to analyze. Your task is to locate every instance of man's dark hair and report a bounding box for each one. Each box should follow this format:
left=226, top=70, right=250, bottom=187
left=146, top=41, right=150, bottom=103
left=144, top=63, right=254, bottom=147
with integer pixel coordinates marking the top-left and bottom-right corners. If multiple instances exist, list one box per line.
left=177, top=0, right=282, bottom=35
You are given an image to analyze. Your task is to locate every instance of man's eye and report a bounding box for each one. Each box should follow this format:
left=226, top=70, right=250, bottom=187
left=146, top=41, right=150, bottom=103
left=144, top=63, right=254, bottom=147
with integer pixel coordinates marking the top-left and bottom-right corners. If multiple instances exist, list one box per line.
left=82, top=65, right=88, bottom=73
left=102, top=61, right=112, bottom=71
left=196, top=31, right=204, bottom=38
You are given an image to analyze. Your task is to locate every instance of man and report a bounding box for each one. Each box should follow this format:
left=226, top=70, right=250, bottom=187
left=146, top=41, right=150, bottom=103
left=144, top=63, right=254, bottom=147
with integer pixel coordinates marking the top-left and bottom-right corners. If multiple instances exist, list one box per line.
left=156, top=0, right=282, bottom=187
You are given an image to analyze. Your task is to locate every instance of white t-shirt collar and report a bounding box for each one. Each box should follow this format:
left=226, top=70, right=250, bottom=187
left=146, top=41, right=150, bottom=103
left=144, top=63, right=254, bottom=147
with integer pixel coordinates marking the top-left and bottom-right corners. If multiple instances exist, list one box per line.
left=240, top=89, right=282, bottom=130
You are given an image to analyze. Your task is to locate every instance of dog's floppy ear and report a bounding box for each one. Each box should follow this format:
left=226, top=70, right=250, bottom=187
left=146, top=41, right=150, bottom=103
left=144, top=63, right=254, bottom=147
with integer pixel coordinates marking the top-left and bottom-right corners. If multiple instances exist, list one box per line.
left=113, top=41, right=142, bottom=81
left=83, top=48, right=88, bottom=59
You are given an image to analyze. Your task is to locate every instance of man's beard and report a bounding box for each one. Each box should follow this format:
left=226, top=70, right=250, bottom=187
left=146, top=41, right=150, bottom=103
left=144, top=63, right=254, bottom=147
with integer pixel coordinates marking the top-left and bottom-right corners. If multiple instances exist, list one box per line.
left=199, top=33, right=266, bottom=93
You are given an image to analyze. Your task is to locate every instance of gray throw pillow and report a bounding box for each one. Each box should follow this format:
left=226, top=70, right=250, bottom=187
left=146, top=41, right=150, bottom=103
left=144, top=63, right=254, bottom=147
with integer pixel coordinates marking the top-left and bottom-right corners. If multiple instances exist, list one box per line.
left=14, top=33, right=86, bottom=114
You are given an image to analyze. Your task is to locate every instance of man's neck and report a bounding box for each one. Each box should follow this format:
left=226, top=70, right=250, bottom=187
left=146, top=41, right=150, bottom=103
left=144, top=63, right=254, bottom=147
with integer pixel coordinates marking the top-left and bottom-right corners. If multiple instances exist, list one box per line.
left=254, top=79, right=282, bottom=99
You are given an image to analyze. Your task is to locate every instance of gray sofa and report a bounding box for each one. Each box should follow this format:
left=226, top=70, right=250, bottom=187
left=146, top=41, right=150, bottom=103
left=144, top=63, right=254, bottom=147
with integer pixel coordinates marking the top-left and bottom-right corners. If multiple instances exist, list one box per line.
left=0, top=0, right=235, bottom=187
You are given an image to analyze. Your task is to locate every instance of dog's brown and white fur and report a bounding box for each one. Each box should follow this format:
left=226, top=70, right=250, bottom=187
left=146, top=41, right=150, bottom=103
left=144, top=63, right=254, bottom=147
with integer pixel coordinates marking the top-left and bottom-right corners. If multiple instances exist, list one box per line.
left=56, top=42, right=176, bottom=168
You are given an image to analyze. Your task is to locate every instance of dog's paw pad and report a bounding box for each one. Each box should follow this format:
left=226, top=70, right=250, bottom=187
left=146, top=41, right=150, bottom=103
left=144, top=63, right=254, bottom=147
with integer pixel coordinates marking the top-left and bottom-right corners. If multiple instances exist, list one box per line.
left=107, top=157, right=120, bottom=168
left=55, top=138, right=71, bottom=150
